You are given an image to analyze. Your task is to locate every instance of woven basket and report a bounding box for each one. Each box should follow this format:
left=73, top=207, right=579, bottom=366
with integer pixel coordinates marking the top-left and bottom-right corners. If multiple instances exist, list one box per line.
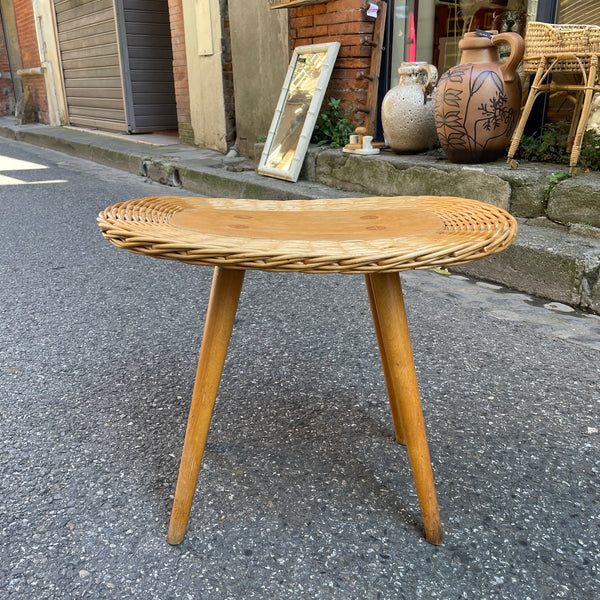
left=524, top=22, right=600, bottom=73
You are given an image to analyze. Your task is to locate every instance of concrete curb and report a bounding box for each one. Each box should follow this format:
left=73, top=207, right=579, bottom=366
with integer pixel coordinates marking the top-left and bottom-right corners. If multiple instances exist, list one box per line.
left=1, top=118, right=599, bottom=314
left=452, top=222, right=600, bottom=313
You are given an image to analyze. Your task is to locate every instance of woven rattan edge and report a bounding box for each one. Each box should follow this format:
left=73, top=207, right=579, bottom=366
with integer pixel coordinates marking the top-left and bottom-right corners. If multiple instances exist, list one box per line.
left=98, top=196, right=518, bottom=275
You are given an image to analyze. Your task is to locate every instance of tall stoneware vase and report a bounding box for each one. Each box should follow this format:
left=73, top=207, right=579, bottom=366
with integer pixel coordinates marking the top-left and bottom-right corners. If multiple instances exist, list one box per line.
left=381, top=62, right=438, bottom=153
left=434, top=30, right=524, bottom=163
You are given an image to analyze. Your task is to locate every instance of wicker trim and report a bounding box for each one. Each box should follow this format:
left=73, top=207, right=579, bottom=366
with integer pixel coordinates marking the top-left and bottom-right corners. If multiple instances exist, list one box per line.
left=98, top=196, right=517, bottom=274
left=524, top=22, right=600, bottom=73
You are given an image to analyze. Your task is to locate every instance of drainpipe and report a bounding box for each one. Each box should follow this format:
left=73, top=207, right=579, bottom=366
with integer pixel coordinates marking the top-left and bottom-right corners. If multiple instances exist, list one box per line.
left=0, top=0, right=24, bottom=111
left=31, top=0, right=62, bottom=126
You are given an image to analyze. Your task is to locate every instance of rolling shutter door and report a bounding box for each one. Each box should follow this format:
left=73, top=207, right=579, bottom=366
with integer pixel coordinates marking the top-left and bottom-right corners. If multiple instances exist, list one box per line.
left=558, top=0, right=600, bottom=25
left=54, top=0, right=177, bottom=133
left=54, top=0, right=128, bottom=132
left=116, top=0, right=178, bottom=131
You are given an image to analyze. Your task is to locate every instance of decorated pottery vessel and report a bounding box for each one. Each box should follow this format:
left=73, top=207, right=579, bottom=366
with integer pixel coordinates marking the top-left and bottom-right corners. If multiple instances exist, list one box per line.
left=381, top=62, right=438, bottom=153
left=434, top=30, right=524, bottom=163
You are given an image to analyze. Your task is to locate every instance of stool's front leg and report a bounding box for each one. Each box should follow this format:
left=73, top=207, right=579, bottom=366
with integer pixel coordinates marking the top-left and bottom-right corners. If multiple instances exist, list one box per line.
left=367, top=272, right=443, bottom=545
left=167, top=266, right=245, bottom=545
left=365, top=274, right=406, bottom=445
left=507, top=57, right=548, bottom=164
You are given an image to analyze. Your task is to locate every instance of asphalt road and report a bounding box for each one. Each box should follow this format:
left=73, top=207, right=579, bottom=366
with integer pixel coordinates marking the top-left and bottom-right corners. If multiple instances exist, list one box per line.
left=0, top=137, right=598, bottom=599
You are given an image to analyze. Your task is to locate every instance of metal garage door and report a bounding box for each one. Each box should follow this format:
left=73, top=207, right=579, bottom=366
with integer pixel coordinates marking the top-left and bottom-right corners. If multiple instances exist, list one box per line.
left=116, top=0, right=178, bottom=131
left=54, top=0, right=177, bottom=133
left=559, top=0, right=600, bottom=25
left=55, top=0, right=127, bottom=132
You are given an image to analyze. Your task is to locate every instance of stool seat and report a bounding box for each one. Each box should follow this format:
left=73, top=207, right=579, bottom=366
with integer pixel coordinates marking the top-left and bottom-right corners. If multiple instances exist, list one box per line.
left=98, top=195, right=517, bottom=273
left=98, top=195, right=517, bottom=547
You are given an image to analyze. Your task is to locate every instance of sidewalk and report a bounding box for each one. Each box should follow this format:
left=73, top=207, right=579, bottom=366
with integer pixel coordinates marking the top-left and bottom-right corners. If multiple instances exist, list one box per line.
left=1, top=116, right=599, bottom=314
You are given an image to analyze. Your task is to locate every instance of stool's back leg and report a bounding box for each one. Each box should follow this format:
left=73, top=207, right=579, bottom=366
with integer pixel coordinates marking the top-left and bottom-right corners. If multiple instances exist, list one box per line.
left=368, top=272, right=443, bottom=545
left=167, top=267, right=246, bottom=545
left=507, top=57, right=549, bottom=163
left=365, top=274, right=406, bottom=445
left=569, top=55, right=598, bottom=171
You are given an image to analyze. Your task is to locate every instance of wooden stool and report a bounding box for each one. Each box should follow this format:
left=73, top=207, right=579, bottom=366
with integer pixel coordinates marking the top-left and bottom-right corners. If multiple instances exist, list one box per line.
left=507, top=23, right=600, bottom=173
left=98, top=195, right=517, bottom=546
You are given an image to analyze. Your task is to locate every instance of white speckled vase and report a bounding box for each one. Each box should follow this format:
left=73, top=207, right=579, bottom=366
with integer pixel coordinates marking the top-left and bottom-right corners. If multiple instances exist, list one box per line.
left=381, top=62, right=438, bottom=153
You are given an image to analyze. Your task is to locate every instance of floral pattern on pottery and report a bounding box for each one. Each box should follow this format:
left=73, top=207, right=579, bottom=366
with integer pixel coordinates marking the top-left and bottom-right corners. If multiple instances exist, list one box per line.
left=434, top=31, right=524, bottom=164
left=435, top=63, right=520, bottom=160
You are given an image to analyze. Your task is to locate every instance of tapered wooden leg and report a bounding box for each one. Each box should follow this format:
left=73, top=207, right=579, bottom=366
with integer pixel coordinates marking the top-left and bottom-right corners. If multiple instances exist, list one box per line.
left=365, top=274, right=406, bottom=445
left=507, top=58, right=548, bottom=163
left=368, top=272, right=443, bottom=545
left=569, top=56, right=598, bottom=172
left=565, top=91, right=584, bottom=154
left=167, top=267, right=245, bottom=545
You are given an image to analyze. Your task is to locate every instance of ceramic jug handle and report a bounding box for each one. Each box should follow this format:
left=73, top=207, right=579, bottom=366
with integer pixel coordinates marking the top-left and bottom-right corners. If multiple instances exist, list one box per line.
left=419, top=64, right=438, bottom=98
left=492, top=32, right=525, bottom=83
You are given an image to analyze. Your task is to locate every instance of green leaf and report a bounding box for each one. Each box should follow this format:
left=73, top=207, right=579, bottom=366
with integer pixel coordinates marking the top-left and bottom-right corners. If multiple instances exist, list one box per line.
left=311, top=98, right=356, bottom=148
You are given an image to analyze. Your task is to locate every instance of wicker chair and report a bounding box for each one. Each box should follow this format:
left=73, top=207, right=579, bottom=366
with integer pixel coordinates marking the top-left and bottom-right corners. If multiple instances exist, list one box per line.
left=507, top=22, right=600, bottom=173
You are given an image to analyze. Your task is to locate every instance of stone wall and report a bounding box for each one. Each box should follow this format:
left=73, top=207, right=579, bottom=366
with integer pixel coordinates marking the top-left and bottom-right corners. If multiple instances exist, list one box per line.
left=293, top=146, right=600, bottom=312
left=307, top=148, right=600, bottom=228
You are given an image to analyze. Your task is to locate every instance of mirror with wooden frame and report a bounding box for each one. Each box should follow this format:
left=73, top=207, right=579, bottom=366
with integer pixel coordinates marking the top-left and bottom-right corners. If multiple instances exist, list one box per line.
left=258, top=42, right=340, bottom=182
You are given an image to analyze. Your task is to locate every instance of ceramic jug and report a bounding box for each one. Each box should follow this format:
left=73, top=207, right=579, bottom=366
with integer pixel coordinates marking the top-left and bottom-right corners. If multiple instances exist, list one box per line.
left=381, top=62, right=438, bottom=153
left=434, top=30, right=525, bottom=163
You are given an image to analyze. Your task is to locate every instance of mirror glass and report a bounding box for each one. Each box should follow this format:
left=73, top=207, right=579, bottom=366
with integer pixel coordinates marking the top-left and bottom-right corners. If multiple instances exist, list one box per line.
left=259, top=42, right=340, bottom=182
left=264, top=52, right=325, bottom=171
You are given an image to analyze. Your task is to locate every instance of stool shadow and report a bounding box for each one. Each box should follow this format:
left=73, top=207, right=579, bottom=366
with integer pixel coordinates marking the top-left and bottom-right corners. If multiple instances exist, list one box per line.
left=134, top=370, right=427, bottom=540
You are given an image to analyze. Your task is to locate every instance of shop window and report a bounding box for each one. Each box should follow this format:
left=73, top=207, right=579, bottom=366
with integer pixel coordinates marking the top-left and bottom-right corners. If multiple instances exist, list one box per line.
left=388, top=1, right=536, bottom=80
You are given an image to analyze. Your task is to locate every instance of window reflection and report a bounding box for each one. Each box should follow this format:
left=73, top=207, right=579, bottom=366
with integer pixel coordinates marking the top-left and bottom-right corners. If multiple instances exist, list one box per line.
left=389, top=1, right=538, bottom=79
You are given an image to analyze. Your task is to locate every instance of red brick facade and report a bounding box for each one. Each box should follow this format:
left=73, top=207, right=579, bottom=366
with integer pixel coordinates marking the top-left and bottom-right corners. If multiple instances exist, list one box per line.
left=0, top=24, right=15, bottom=116
left=221, top=6, right=236, bottom=148
left=13, top=0, right=48, bottom=122
left=290, top=0, right=374, bottom=114
left=2, top=0, right=48, bottom=123
left=168, top=0, right=194, bottom=144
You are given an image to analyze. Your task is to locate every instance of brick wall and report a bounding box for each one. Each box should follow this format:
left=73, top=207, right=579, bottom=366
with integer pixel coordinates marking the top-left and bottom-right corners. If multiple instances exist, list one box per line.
left=0, top=26, right=15, bottom=116
left=0, top=26, right=11, bottom=73
left=13, top=0, right=48, bottom=123
left=290, top=0, right=374, bottom=118
left=168, top=0, right=194, bottom=144
left=220, top=0, right=236, bottom=148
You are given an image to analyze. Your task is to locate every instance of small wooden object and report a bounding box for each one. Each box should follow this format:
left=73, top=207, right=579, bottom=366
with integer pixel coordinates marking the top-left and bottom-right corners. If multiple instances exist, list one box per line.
left=343, top=126, right=381, bottom=154
left=98, top=195, right=518, bottom=546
